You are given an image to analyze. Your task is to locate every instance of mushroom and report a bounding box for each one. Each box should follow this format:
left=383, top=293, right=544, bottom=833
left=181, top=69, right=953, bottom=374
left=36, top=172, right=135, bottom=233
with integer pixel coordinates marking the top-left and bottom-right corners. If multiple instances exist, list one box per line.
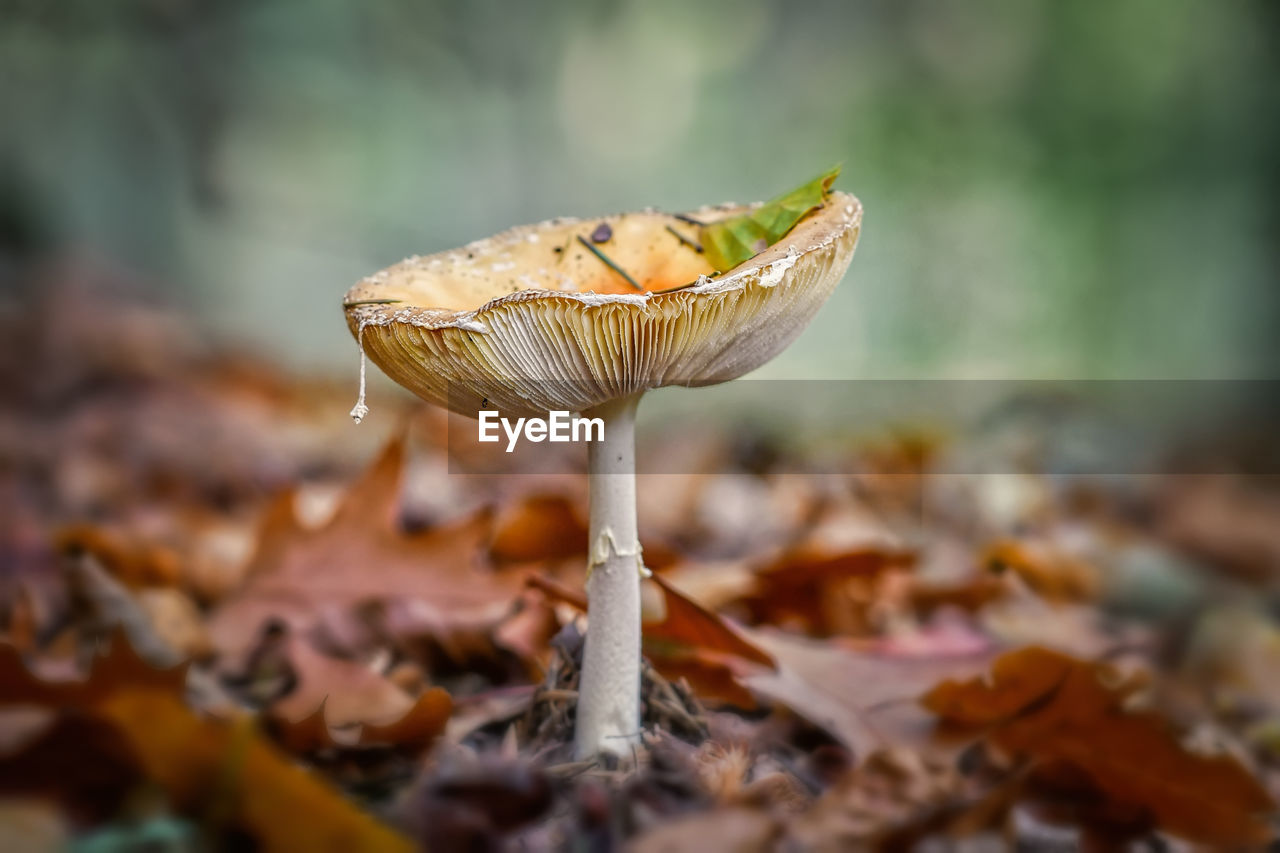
left=343, top=188, right=861, bottom=759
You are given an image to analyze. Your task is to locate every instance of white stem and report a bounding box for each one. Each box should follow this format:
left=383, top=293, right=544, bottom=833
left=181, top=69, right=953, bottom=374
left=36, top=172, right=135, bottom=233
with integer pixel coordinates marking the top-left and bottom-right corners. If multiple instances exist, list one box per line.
left=575, top=392, right=645, bottom=760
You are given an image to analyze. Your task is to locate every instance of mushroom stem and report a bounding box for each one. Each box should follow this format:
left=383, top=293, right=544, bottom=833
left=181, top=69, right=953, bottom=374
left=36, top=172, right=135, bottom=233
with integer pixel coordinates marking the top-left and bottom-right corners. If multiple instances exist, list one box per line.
left=575, top=392, right=646, bottom=760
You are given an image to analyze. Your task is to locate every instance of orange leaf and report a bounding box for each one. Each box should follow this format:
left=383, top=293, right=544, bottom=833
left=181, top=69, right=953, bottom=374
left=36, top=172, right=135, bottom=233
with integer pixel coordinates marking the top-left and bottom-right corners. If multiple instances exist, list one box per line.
left=982, top=540, right=1099, bottom=602
left=0, top=630, right=186, bottom=707
left=744, top=545, right=915, bottom=636
left=96, top=689, right=413, bottom=852
left=270, top=688, right=452, bottom=755
left=646, top=574, right=774, bottom=669
left=269, top=701, right=338, bottom=754
left=359, top=687, right=451, bottom=749
left=643, top=574, right=775, bottom=707
left=55, top=524, right=182, bottom=590
left=924, top=647, right=1275, bottom=846
left=922, top=646, right=1075, bottom=727
left=490, top=494, right=588, bottom=563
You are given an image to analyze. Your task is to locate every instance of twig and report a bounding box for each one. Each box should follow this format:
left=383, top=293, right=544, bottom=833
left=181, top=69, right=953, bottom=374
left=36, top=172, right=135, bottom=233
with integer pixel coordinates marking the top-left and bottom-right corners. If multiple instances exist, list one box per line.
left=534, top=688, right=580, bottom=703
left=654, top=680, right=703, bottom=734
left=526, top=573, right=588, bottom=612
left=576, top=236, right=642, bottom=291
left=664, top=225, right=702, bottom=253
left=672, top=213, right=705, bottom=227
left=544, top=759, right=598, bottom=779
left=343, top=297, right=401, bottom=307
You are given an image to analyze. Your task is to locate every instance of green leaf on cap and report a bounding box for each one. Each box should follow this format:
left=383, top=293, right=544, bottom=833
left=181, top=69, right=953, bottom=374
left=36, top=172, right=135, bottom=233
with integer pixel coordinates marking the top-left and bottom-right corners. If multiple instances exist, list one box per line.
left=700, top=165, right=840, bottom=273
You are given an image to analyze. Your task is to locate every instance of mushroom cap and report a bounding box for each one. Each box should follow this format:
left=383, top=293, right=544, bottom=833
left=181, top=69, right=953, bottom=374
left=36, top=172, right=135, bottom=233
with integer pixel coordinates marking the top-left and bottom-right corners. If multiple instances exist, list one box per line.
left=344, top=192, right=861, bottom=418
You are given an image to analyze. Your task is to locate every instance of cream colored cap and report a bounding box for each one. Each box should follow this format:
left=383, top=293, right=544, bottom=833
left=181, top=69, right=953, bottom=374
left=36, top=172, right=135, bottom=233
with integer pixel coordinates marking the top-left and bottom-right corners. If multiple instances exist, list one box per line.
left=344, top=192, right=861, bottom=418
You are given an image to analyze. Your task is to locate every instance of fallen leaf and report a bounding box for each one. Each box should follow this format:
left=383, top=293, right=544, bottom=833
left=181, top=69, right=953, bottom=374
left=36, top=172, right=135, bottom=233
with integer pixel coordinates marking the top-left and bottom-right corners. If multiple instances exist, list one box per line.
left=743, top=544, right=916, bottom=636
left=489, top=494, right=587, bottom=563
left=645, top=575, right=775, bottom=669
left=243, top=623, right=452, bottom=753
left=983, top=539, right=1099, bottom=602
left=701, top=166, right=840, bottom=272
left=908, top=576, right=1007, bottom=617
left=923, top=646, right=1081, bottom=727
left=490, top=491, right=678, bottom=571
left=206, top=436, right=525, bottom=664
left=270, top=688, right=452, bottom=755
left=266, top=628, right=414, bottom=727
left=744, top=631, right=991, bottom=757
left=0, top=631, right=186, bottom=707
left=659, top=561, right=758, bottom=613
left=269, top=702, right=337, bottom=754
left=96, top=689, right=413, bottom=852
left=525, top=573, right=586, bottom=612
left=493, top=592, right=561, bottom=674
left=0, top=630, right=415, bottom=848
left=923, top=647, right=1276, bottom=846
left=644, top=574, right=776, bottom=707
left=525, top=572, right=774, bottom=707
left=56, top=524, right=182, bottom=590
left=359, top=688, right=452, bottom=750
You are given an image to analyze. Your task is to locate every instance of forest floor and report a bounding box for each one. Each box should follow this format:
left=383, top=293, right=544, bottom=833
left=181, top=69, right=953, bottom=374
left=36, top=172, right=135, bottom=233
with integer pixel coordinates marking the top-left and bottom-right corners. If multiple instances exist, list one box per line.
left=2, top=261, right=1278, bottom=850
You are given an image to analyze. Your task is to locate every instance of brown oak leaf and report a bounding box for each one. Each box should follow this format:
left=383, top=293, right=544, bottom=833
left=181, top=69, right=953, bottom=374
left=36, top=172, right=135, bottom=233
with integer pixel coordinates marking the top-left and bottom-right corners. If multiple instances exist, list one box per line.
left=923, top=647, right=1276, bottom=846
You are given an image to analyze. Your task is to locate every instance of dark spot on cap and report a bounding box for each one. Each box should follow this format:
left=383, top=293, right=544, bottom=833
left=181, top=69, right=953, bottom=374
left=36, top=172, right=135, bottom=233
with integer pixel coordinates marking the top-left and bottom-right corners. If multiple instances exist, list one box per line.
left=590, top=223, right=613, bottom=244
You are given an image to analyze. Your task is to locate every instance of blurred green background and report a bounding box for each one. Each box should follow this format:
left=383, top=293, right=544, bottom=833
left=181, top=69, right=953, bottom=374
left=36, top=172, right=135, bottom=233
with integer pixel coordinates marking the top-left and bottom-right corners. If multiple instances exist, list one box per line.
left=2, top=0, right=1277, bottom=380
